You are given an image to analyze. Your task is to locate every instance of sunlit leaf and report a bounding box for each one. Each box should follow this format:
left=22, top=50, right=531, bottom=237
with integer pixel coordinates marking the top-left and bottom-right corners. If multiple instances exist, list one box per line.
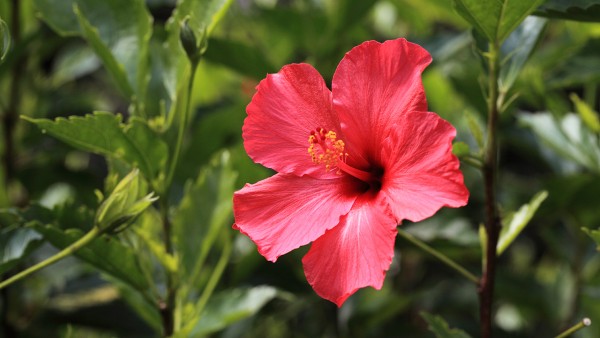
left=499, top=16, right=547, bottom=92
left=497, top=190, right=548, bottom=255
left=570, top=93, right=600, bottom=133
left=452, top=0, right=545, bottom=43
left=421, top=312, right=472, bottom=338
left=535, top=0, right=600, bottom=22
left=51, top=43, right=101, bottom=86
left=0, top=226, right=43, bottom=275
left=32, top=224, right=151, bottom=291
left=519, top=112, right=600, bottom=173
left=23, top=112, right=168, bottom=181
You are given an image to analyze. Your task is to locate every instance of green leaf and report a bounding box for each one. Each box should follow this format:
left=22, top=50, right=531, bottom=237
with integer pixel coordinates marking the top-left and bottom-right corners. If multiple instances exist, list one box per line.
left=421, top=312, right=472, bottom=338
left=497, top=190, right=548, bottom=255
left=188, top=286, right=282, bottom=336
left=33, top=0, right=152, bottom=106
left=31, top=0, right=80, bottom=35
left=571, top=93, right=600, bottom=133
left=452, top=142, right=470, bottom=158
left=203, top=38, right=277, bottom=79
left=171, top=0, right=233, bottom=37
left=32, top=224, right=150, bottom=291
left=465, top=110, right=485, bottom=150
left=23, top=112, right=168, bottom=181
left=51, top=44, right=101, bottom=86
left=0, top=18, right=10, bottom=62
left=173, top=151, right=237, bottom=280
left=157, top=0, right=234, bottom=125
left=548, top=39, right=600, bottom=89
left=499, top=16, right=547, bottom=92
left=0, top=226, right=44, bottom=275
left=519, top=112, right=600, bottom=173
left=535, top=0, right=600, bottom=22
left=452, top=0, right=545, bottom=43
left=582, top=227, right=600, bottom=251
left=333, top=0, right=378, bottom=33
left=73, top=5, right=134, bottom=98
left=95, top=169, right=158, bottom=233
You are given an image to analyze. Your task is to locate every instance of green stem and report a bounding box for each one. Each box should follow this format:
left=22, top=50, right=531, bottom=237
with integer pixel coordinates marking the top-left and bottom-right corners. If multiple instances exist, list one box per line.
left=479, top=40, right=502, bottom=338
left=164, top=60, right=199, bottom=193
left=555, top=318, right=591, bottom=338
left=159, top=59, right=199, bottom=337
left=0, top=226, right=102, bottom=290
left=397, top=229, right=479, bottom=285
left=193, top=232, right=231, bottom=319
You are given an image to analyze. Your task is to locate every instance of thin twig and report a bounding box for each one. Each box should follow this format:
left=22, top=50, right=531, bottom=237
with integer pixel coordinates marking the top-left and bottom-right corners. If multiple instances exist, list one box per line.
left=397, top=229, right=479, bottom=285
left=555, top=318, right=591, bottom=338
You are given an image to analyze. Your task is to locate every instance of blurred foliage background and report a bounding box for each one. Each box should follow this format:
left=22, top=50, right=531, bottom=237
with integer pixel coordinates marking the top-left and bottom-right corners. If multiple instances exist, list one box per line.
left=1, top=0, right=600, bottom=337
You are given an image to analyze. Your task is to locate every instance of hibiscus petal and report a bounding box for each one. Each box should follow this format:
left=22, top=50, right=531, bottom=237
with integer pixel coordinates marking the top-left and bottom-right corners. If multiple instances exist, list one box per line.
left=233, top=173, right=360, bottom=262
left=381, top=111, right=469, bottom=223
left=302, top=194, right=397, bottom=307
left=244, top=63, right=341, bottom=177
left=332, top=39, right=432, bottom=164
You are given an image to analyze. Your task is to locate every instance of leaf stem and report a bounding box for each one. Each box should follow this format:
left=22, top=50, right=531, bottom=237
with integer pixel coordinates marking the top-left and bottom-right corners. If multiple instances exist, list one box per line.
left=159, top=59, right=199, bottom=337
left=555, top=318, right=591, bottom=338
left=164, top=59, right=199, bottom=192
left=397, top=229, right=479, bottom=285
left=479, top=40, right=502, bottom=338
left=193, top=231, right=231, bottom=321
left=0, top=226, right=102, bottom=290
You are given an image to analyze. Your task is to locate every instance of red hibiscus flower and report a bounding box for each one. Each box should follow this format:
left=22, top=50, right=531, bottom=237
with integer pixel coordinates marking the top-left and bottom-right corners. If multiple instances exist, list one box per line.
left=233, top=38, right=469, bottom=306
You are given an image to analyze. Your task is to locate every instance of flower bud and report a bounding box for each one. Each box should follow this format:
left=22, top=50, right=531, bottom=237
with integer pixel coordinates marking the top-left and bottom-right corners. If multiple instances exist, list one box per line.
left=95, top=169, right=158, bottom=233
left=179, top=18, right=208, bottom=63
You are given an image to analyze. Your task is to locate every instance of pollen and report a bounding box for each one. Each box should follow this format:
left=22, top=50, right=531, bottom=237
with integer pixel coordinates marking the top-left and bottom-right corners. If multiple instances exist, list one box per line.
left=308, top=128, right=347, bottom=173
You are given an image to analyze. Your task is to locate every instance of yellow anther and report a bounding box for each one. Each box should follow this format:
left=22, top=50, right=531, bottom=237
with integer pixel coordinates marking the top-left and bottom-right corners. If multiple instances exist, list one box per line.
left=307, top=128, right=346, bottom=173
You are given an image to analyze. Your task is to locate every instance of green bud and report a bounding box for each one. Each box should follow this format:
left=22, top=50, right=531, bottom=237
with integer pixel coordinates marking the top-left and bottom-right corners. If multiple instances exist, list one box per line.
left=95, top=169, right=158, bottom=233
left=179, top=18, right=208, bottom=63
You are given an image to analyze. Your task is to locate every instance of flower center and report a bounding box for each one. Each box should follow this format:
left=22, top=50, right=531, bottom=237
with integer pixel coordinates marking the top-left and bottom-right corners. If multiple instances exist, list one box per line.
left=307, top=128, right=379, bottom=185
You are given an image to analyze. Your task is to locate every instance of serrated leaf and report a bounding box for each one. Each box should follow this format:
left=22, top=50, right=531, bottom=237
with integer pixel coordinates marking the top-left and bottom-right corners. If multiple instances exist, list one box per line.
left=188, top=286, right=282, bottom=337
left=452, top=0, right=545, bottom=43
left=173, top=151, right=237, bottom=280
left=535, top=0, right=600, bottom=22
left=582, top=227, right=600, bottom=251
left=23, top=112, right=167, bottom=181
left=421, top=312, right=472, bottom=338
left=571, top=93, right=600, bottom=133
left=32, top=224, right=150, bottom=291
left=519, top=112, right=600, bottom=173
left=499, top=16, right=547, bottom=92
left=497, top=190, right=548, bottom=255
